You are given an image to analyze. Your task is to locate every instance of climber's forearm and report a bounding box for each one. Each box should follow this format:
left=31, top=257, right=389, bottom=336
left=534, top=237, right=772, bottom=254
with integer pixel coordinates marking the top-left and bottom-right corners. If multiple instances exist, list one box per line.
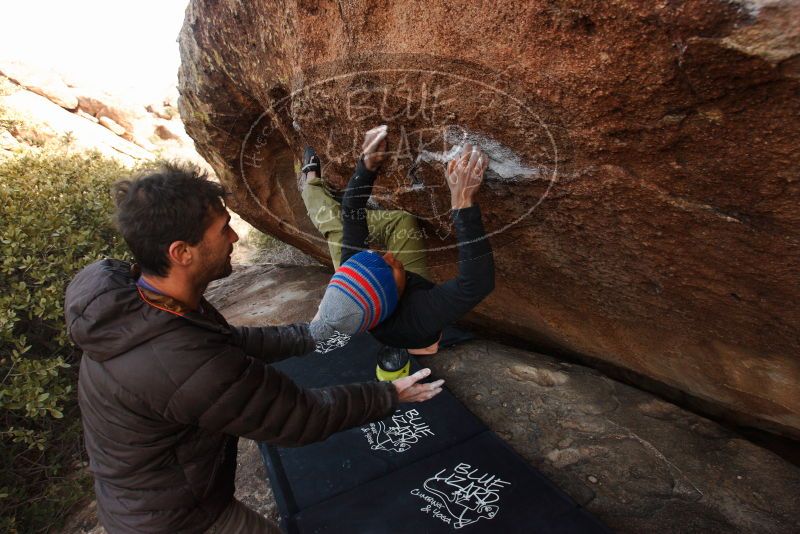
left=340, top=158, right=378, bottom=264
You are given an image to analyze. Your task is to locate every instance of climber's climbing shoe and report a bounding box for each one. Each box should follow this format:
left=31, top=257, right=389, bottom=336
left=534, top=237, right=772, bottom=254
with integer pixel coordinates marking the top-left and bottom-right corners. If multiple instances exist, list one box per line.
left=301, top=145, right=321, bottom=175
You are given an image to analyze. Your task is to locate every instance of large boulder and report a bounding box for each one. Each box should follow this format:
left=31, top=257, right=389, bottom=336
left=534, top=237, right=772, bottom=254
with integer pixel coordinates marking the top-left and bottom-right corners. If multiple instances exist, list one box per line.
left=177, top=1, right=800, bottom=437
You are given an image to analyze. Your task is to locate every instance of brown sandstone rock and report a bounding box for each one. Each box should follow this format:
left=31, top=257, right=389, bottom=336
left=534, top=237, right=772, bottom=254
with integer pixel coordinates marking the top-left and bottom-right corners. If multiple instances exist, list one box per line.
left=0, top=129, right=20, bottom=151
left=153, top=121, right=180, bottom=141
left=177, top=1, right=800, bottom=437
left=76, top=109, right=99, bottom=123
left=146, top=102, right=174, bottom=120
left=0, top=60, right=78, bottom=110
left=430, top=339, right=800, bottom=533
left=74, top=90, right=161, bottom=150
left=75, top=91, right=142, bottom=131
left=98, top=115, right=126, bottom=136
left=0, top=89, right=153, bottom=165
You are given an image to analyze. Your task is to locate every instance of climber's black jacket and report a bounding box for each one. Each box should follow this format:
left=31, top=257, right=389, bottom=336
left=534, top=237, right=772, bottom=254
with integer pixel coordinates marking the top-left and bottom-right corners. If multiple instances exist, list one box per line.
left=65, top=259, right=397, bottom=533
left=341, top=159, right=495, bottom=349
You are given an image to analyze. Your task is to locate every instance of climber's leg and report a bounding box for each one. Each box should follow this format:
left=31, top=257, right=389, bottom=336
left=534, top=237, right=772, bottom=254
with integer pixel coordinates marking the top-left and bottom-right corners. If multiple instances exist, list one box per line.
left=301, top=159, right=346, bottom=268
left=300, top=145, right=428, bottom=277
left=301, top=178, right=345, bottom=268
left=366, top=209, right=429, bottom=279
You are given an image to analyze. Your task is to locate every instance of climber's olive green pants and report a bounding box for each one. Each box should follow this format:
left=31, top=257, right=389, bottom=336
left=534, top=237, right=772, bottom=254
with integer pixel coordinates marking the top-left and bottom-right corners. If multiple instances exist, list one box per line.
left=301, top=177, right=429, bottom=278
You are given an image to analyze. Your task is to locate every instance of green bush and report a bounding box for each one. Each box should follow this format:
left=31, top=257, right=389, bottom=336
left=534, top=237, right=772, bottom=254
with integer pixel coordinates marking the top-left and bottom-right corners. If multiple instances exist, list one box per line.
left=0, top=150, right=132, bottom=532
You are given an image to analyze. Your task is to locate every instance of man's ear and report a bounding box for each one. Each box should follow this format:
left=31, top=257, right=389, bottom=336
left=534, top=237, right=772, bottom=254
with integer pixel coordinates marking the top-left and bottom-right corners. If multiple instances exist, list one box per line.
left=167, top=241, right=193, bottom=268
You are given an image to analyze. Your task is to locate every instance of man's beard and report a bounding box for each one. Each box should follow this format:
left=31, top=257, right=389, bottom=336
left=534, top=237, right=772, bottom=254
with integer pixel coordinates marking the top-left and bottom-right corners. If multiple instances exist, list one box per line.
left=199, top=248, right=233, bottom=286
left=216, top=256, right=233, bottom=280
left=212, top=251, right=234, bottom=281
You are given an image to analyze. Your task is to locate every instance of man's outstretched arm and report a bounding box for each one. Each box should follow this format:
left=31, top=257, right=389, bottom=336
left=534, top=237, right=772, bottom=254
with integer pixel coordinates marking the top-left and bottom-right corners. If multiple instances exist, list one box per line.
left=164, top=345, right=444, bottom=447
left=340, top=125, right=388, bottom=264
left=404, top=145, right=495, bottom=330
left=230, top=323, right=315, bottom=363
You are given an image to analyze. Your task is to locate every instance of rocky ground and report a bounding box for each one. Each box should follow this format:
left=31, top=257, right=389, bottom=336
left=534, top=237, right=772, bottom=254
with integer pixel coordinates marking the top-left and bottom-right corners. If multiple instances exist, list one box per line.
left=64, top=264, right=800, bottom=533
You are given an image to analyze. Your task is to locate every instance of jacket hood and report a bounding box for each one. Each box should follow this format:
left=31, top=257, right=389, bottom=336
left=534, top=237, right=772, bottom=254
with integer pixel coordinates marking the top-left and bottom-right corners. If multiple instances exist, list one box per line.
left=64, top=259, right=224, bottom=362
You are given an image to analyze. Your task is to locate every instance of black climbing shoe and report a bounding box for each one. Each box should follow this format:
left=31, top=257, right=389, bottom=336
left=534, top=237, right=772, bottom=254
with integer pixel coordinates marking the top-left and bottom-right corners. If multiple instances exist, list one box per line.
left=301, top=145, right=345, bottom=203
left=302, top=146, right=321, bottom=175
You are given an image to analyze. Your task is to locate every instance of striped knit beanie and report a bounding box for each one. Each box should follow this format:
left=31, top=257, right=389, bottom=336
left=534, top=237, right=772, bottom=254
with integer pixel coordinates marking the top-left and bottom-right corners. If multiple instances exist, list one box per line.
left=309, top=251, right=399, bottom=341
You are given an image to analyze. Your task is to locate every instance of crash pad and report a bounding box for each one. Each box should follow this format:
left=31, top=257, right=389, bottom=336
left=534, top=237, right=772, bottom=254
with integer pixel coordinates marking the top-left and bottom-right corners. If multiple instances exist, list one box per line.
left=260, top=334, right=610, bottom=533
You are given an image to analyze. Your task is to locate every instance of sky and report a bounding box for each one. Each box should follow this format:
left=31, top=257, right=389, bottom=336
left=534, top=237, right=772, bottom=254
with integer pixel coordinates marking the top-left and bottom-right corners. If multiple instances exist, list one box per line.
left=0, top=0, right=189, bottom=103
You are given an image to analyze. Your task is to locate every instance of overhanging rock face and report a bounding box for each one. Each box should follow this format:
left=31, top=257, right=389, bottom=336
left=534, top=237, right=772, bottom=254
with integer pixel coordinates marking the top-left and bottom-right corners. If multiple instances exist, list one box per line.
left=177, top=0, right=800, bottom=437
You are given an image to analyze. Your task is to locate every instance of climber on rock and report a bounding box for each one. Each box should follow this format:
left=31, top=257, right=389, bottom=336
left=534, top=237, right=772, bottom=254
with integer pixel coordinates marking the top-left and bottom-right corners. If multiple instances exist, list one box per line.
left=300, top=140, right=430, bottom=278
left=306, top=125, right=495, bottom=363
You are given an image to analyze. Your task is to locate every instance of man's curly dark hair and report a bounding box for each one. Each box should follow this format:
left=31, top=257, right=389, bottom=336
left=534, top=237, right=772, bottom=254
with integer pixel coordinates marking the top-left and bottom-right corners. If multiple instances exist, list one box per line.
left=112, top=162, right=228, bottom=276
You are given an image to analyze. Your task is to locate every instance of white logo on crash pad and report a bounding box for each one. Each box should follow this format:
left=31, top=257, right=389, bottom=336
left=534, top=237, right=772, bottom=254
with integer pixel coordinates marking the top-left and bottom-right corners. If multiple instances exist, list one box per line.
left=410, top=463, right=510, bottom=529
left=314, top=331, right=351, bottom=354
left=361, top=408, right=434, bottom=453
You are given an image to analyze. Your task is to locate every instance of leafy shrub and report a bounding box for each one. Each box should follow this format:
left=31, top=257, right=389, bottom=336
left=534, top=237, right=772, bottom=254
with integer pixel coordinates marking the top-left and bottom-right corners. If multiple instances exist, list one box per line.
left=0, top=150, right=132, bottom=533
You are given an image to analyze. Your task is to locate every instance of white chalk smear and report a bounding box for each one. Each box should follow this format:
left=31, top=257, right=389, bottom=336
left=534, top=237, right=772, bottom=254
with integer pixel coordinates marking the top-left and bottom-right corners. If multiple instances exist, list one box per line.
left=736, top=0, right=782, bottom=17
left=415, top=126, right=546, bottom=182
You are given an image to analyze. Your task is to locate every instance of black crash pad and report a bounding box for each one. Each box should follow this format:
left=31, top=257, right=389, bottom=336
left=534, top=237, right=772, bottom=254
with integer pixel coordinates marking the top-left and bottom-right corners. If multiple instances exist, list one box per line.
left=271, top=332, right=417, bottom=387
left=262, top=388, right=487, bottom=511
left=261, top=334, right=610, bottom=533
left=264, top=333, right=487, bottom=511
left=291, top=432, right=608, bottom=533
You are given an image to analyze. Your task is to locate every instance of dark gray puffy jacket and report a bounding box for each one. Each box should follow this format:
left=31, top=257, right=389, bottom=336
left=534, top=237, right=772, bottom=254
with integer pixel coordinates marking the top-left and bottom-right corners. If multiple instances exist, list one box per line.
left=65, top=259, right=397, bottom=533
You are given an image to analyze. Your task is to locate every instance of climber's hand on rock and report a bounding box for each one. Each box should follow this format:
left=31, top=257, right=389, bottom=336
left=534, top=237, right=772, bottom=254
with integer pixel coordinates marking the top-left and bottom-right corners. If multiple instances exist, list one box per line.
left=392, top=368, right=444, bottom=403
left=446, top=143, right=488, bottom=210
left=362, top=124, right=388, bottom=171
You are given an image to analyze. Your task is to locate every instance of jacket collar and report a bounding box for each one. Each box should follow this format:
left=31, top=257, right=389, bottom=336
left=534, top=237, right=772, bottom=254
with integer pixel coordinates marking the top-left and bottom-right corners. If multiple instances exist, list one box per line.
left=132, top=264, right=230, bottom=333
left=137, top=286, right=201, bottom=317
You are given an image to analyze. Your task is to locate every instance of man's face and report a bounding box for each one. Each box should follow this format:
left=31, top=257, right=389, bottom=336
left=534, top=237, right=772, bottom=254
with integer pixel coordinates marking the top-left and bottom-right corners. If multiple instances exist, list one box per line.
left=194, top=207, right=239, bottom=284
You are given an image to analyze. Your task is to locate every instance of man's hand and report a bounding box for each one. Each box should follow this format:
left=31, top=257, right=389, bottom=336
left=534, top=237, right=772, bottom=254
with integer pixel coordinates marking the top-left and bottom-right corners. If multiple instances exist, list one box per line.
left=392, top=368, right=444, bottom=403
left=446, top=143, right=489, bottom=210
left=362, top=125, right=388, bottom=171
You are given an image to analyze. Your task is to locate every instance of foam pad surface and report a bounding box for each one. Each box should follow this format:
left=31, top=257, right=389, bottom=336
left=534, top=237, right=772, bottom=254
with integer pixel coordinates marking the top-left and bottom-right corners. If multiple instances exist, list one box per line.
left=261, top=334, right=610, bottom=533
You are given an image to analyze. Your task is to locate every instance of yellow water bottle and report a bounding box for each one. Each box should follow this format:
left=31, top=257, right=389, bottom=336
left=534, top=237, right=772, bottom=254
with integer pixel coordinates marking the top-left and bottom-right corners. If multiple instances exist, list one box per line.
left=375, top=345, right=410, bottom=381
